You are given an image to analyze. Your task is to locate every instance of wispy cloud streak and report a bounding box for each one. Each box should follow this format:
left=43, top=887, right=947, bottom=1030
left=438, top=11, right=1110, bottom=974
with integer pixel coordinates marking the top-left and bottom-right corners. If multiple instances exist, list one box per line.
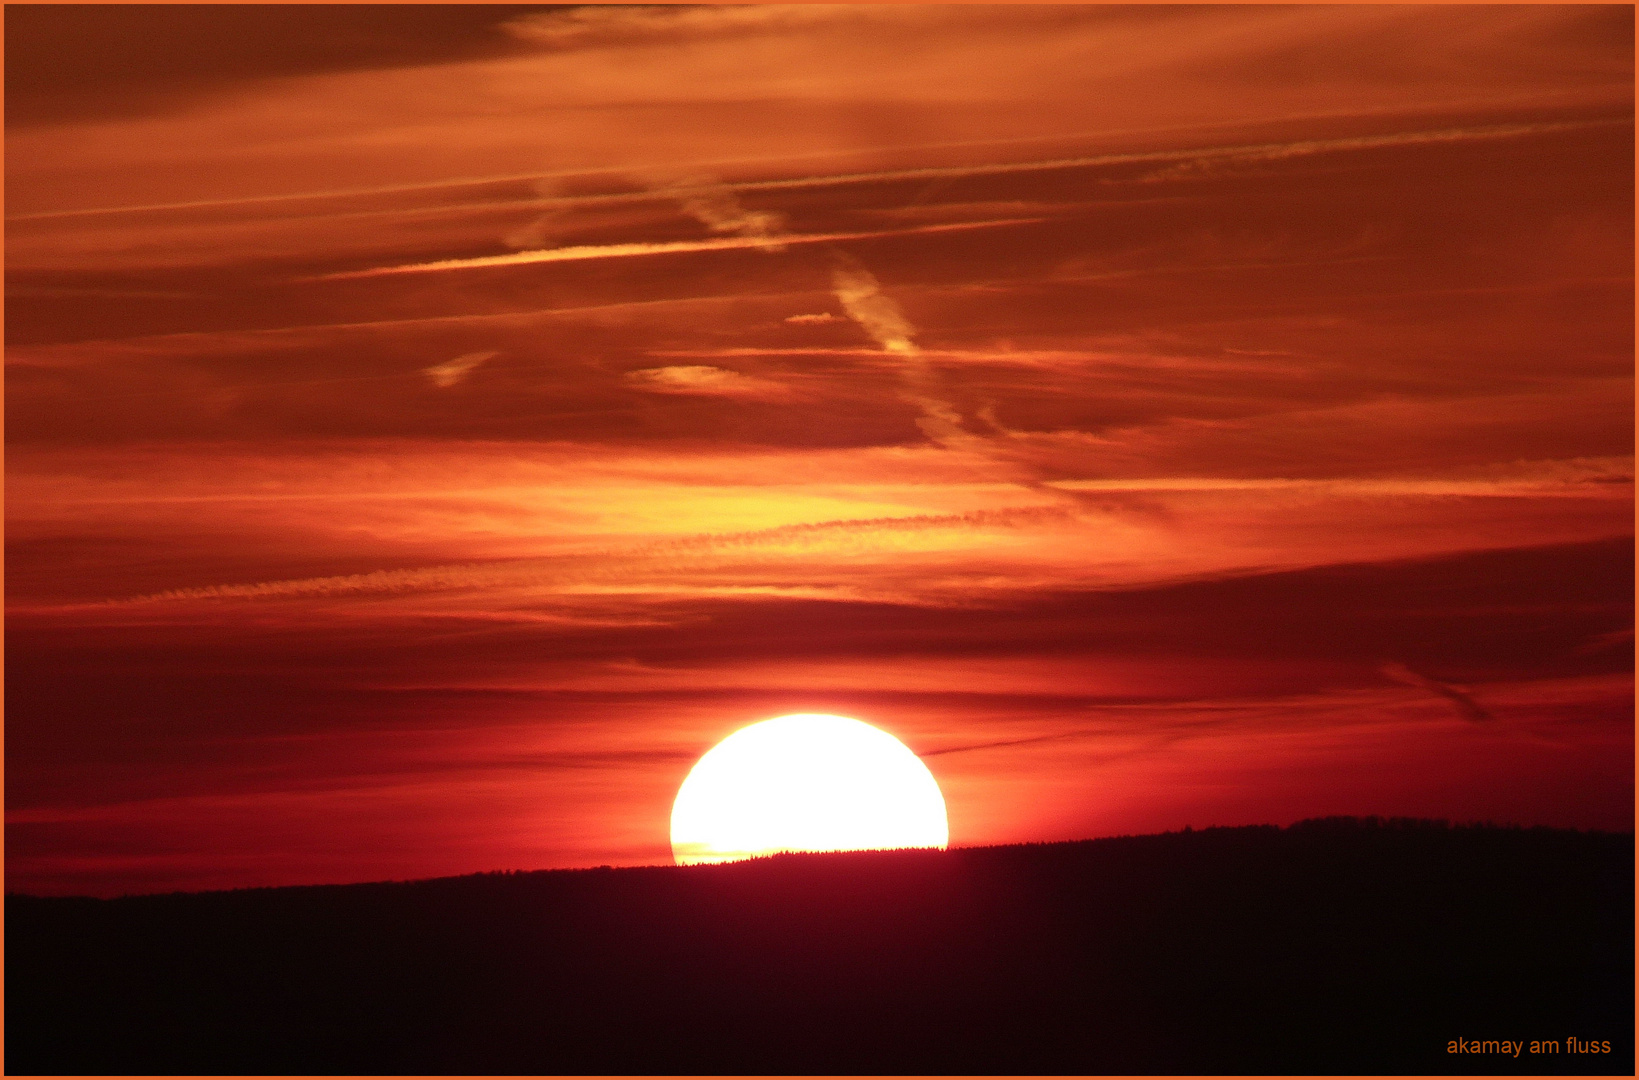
left=423, top=351, right=500, bottom=388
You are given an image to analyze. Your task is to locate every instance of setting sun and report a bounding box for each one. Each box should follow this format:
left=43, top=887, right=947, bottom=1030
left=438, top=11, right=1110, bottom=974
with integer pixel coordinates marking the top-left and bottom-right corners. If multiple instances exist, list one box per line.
left=671, top=714, right=949, bottom=865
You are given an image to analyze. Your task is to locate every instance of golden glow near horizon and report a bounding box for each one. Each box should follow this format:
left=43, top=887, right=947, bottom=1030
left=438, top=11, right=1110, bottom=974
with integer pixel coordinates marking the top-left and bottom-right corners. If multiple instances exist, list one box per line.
left=670, top=714, right=949, bottom=865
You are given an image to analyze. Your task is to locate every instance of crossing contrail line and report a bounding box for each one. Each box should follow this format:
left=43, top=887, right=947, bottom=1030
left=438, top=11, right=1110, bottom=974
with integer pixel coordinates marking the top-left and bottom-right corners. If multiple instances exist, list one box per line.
left=10, top=117, right=1617, bottom=222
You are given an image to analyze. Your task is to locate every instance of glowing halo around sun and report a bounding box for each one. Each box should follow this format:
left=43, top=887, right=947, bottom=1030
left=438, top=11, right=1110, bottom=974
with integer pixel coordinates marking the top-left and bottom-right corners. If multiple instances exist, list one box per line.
left=670, top=713, right=949, bottom=865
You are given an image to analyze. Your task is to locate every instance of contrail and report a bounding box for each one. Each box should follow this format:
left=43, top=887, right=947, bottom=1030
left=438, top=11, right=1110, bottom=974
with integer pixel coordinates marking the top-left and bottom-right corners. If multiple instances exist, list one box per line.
left=305, top=218, right=1043, bottom=280
left=1381, top=662, right=1492, bottom=722
left=645, top=173, right=788, bottom=251
left=827, top=249, right=976, bottom=448
left=12, top=118, right=1614, bottom=222
left=3, top=290, right=841, bottom=361
left=829, top=254, right=918, bottom=355
left=706, top=120, right=1617, bottom=200
left=506, top=171, right=787, bottom=252
left=99, top=507, right=1069, bottom=606
left=923, top=730, right=1103, bottom=757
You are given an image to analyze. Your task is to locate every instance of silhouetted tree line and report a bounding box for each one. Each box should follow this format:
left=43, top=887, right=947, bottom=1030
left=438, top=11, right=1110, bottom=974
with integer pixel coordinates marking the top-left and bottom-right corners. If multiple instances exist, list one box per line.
left=7, top=817, right=1631, bottom=1074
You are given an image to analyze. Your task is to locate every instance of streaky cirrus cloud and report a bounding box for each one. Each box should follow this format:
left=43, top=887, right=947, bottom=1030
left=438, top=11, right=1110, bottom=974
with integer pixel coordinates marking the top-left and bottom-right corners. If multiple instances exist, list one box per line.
left=623, top=365, right=794, bottom=400
left=423, top=350, right=500, bottom=388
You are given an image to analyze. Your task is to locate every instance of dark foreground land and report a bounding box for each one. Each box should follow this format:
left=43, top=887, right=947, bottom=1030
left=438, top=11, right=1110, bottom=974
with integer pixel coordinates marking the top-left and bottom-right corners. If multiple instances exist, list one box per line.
left=7, top=817, right=1632, bottom=1075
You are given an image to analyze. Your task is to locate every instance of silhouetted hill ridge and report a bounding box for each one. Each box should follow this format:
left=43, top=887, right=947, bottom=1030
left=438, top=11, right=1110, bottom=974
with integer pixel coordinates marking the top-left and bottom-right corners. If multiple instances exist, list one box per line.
left=9, top=814, right=1608, bottom=900
left=7, top=817, right=1631, bottom=1075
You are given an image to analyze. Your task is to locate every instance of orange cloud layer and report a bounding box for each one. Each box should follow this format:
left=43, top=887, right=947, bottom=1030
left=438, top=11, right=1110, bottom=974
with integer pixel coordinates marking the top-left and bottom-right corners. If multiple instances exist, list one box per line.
left=6, top=4, right=1630, bottom=896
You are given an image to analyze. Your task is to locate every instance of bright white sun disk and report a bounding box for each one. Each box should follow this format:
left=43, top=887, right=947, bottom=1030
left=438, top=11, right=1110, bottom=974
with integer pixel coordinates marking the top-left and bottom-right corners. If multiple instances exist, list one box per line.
left=671, top=713, right=949, bottom=865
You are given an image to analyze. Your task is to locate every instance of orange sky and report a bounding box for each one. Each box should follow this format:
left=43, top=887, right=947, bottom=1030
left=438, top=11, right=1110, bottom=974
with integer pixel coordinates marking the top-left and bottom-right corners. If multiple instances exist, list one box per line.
left=6, top=4, right=1633, bottom=896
